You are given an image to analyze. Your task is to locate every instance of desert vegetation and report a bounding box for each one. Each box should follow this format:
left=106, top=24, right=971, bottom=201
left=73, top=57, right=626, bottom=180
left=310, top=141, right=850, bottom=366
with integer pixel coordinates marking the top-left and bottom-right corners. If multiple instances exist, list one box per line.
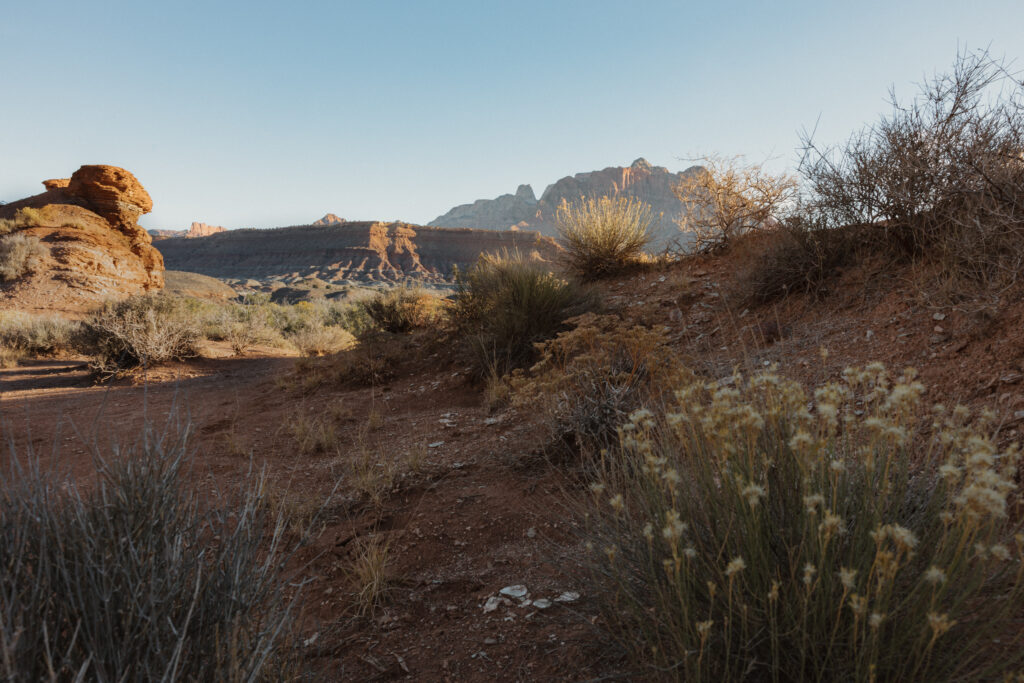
left=0, top=233, right=47, bottom=282
left=0, top=420, right=301, bottom=681
left=555, top=196, right=655, bottom=279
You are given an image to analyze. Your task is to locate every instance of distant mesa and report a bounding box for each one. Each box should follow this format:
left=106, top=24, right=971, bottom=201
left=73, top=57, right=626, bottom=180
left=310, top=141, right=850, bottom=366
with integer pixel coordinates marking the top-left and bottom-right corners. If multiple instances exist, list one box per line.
left=157, top=219, right=560, bottom=286
left=313, top=213, right=346, bottom=226
left=149, top=221, right=226, bottom=240
left=429, top=158, right=704, bottom=248
left=0, top=164, right=164, bottom=314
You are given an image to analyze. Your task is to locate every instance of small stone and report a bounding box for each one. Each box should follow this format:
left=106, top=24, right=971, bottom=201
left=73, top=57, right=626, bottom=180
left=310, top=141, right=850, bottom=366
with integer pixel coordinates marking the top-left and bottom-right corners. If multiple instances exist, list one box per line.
left=1015, top=411, right=1024, bottom=420
left=483, top=637, right=498, bottom=645
left=483, top=417, right=500, bottom=425
left=933, top=312, right=946, bottom=321
left=533, top=599, right=552, bottom=609
left=483, top=596, right=508, bottom=613
left=428, top=441, right=444, bottom=448
left=526, top=527, right=537, bottom=538
left=303, top=632, right=319, bottom=647
left=934, top=326, right=944, bottom=333
left=865, top=330, right=874, bottom=341
left=499, top=585, right=528, bottom=599
left=554, top=591, right=580, bottom=603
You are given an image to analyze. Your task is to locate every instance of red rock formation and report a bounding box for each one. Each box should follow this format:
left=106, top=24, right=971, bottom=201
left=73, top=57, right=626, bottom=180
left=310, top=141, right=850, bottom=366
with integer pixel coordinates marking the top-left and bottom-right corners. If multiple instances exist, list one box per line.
left=187, top=221, right=226, bottom=237
left=0, top=165, right=164, bottom=313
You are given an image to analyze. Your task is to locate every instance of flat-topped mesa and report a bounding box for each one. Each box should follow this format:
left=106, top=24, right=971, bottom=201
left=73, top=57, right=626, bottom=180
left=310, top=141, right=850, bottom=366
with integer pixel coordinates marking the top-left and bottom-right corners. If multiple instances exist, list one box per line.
left=0, top=164, right=164, bottom=313
left=187, top=221, right=226, bottom=237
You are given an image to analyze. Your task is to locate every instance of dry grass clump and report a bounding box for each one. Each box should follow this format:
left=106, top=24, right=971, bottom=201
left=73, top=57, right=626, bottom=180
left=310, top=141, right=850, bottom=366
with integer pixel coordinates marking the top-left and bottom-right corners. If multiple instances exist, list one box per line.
left=83, top=294, right=202, bottom=376
left=0, top=207, right=45, bottom=234
left=799, top=48, right=1024, bottom=294
left=582, top=364, right=1023, bottom=680
left=0, top=233, right=47, bottom=281
left=555, top=196, right=654, bottom=279
left=0, top=420, right=300, bottom=681
left=0, top=311, right=82, bottom=356
left=348, top=536, right=392, bottom=617
left=288, top=324, right=356, bottom=357
left=0, top=346, right=24, bottom=368
left=675, top=155, right=798, bottom=254
left=450, top=250, right=598, bottom=375
left=511, top=314, right=688, bottom=460
left=359, top=286, right=443, bottom=334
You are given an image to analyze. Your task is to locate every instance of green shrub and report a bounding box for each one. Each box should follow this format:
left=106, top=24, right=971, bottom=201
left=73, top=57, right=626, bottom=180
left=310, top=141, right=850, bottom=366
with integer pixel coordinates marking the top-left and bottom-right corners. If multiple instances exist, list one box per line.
left=450, top=251, right=598, bottom=375
left=582, top=364, right=1024, bottom=680
left=555, top=196, right=653, bottom=279
left=0, top=233, right=47, bottom=281
left=359, top=287, right=442, bottom=334
left=83, top=295, right=202, bottom=376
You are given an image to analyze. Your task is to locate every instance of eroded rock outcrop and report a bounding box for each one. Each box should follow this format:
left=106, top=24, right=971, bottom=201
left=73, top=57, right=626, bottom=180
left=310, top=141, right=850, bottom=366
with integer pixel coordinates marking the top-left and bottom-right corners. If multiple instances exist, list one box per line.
left=187, top=221, right=226, bottom=237
left=430, top=158, right=703, bottom=247
left=0, top=165, right=164, bottom=313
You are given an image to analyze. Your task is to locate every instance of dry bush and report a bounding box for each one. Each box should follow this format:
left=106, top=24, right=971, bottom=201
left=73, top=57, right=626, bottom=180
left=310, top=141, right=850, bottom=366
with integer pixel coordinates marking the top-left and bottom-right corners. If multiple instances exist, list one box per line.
left=288, top=324, right=356, bottom=357
left=0, top=233, right=47, bottom=281
left=581, top=364, right=1023, bottom=680
left=737, top=215, right=864, bottom=304
left=799, top=48, right=1024, bottom=291
left=0, top=419, right=301, bottom=681
left=359, top=286, right=443, bottom=334
left=555, top=196, right=654, bottom=279
left=0, top=346, right=24, bottom=368
left=512, top=314, right=688, bottom=461
left=0, top=311, right=82, bottom=356
left=675, top=155, right=798, bottom=254
left=288, top=409, right=339, bottom=455
left=450, top=250, right=598, bottom=375
left=83, top=295, right=202, bottom=377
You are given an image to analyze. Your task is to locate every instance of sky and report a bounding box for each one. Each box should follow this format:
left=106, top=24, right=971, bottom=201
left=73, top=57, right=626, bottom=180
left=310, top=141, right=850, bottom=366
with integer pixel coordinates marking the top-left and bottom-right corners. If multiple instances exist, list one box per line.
left=2, top=0, right=1023, bottom=230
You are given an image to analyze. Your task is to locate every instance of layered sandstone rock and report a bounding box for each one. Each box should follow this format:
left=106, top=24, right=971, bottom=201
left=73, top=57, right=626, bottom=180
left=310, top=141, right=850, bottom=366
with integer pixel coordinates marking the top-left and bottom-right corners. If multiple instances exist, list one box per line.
left=187, top=221, right=226, bottom=237
left=0, top=165, right=164, bottom=313
left=430, top=158, right=703, bottom=248
left=157, top=221, right=560, bottom=284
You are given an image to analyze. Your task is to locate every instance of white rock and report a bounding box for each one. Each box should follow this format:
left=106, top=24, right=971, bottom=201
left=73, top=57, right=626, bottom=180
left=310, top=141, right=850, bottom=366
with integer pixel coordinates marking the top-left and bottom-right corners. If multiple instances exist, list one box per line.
left=533, top=599, right=552, bottom=609
left=499, top=585, right=529, bottom=599
left=933, top=312, right=946, bottom=321
left=483, top=596, right=508, bottom=613
left=428, top=441, right=444, bottom=448
left=554, top=591, right=580, bottom=603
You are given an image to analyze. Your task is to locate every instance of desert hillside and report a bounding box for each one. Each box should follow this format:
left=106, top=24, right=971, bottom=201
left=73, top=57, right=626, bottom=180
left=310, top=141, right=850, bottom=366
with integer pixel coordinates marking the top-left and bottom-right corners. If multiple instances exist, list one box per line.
left=156, top=220, right=561, bottom=285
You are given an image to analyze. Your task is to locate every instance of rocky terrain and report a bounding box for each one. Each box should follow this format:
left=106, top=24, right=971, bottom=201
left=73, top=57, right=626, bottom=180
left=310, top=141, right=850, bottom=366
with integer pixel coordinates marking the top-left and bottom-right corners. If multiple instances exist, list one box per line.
left=0, top=165, right=164, bottom=314
left=156, top=221, right=560, bottom=286
left=149, top=221, right=227, bottom=240
left=430, top=158, right=703, bottom=248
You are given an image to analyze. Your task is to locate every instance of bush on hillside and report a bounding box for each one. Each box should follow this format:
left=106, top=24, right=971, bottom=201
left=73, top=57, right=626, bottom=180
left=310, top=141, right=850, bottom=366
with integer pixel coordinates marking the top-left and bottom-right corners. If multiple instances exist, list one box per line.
left=0, top=233, right=47, bottom=281
left=799, top=48, right=1024, bottom=289
left=581, top=364, right=1024, bottom=680
left=674, top=154, right=798, bottom=254
left=0, top=421, right=300, bottom=681
left=555, top=196, right=654, bottom=279
left=0, top=208, right=45, bottom=235
left=450, top=251, right=598, bottom=375
left=0, top=312, right=82, bottom=356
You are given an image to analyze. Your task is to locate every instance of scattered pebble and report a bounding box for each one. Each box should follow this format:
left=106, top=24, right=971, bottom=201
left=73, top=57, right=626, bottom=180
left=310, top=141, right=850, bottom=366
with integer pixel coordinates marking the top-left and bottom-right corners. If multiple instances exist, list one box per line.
left=483, top=417, right=501, bottom=426
left=554, top=591, right=580, bottom=603
left=483, top=596, right=509, bottom=613
left=428, top=441, right=445, bottom=448
left=303, top=632, right=319, bottom=647
left=933, top=312, right=946, bottom=321
left=533, top=599, right=552, bottom=609
left=526, top=527, right=537, bottom=538
left=483, top=637, right=498, bottom=645
left=500, top=585, right=529, bottom=599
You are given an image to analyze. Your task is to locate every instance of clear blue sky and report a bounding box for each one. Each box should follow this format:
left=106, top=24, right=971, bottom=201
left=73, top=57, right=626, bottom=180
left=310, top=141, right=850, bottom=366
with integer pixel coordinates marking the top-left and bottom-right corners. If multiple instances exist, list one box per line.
left=2, top=1, right=1022, bottom=230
